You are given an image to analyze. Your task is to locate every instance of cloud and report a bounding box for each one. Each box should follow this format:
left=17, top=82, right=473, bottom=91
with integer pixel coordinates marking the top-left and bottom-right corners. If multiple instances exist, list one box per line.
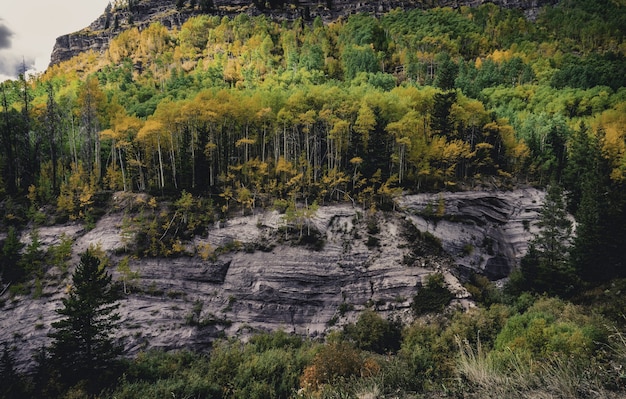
left=0, top=53, right=35, bottom=80
left=0, top=20, right=13, bottom=49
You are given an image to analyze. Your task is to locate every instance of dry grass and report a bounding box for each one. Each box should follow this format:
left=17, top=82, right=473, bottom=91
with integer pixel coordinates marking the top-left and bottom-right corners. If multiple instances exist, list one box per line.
left=455, top=335, right=621, bottom=399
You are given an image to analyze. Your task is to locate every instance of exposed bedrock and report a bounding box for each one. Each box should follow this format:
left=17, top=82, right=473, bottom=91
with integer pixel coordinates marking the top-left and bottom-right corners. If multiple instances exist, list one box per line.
left=397, top=187, right=544, bottom=279
left=1, top=188, right=542, bottom=371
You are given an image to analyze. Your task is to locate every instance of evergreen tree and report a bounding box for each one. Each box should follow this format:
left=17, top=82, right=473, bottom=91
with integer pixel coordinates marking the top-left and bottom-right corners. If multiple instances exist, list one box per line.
left=567, top=127, right=626, bottom=282
left=514, top=184, right=575, bottom=296
left=562, top=123, right=594, bottom=213
left=0, top=344, right=25, bottom=399
left=431, top=91, right=457, bottom=137
left=1, top=226, right=24, bottom=283
left=48, top=250, right=122, bottom=391
left=434, top=52, right=458, bottom=91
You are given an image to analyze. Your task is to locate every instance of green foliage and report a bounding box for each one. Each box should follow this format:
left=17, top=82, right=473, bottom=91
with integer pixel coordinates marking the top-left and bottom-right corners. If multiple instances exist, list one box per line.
left=341, top=45, right=380, bottom=80
left=48, top=250, right=122, bottom=392
left=342, top=309, right=402, bottom=354
left=4, top=3, right=626, bottom=396
left=1, top=226, right=25, bottom=283
left=492, top=297, right=607, bottom=367
left=464, top=273, right=502, bottom=306
left=0, top=344, right=26, bottom=398
left=47, top=234, right=73, bottom=274
left=411, top=273, right=454, bottom=315
left=510, top=184, right=576, bottom=297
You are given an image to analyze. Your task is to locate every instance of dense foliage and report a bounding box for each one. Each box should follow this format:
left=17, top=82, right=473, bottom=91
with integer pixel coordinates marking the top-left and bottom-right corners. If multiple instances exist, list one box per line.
left=0, top=0, right=624, bottom=284
left=1, top=0, right=626, bottom=397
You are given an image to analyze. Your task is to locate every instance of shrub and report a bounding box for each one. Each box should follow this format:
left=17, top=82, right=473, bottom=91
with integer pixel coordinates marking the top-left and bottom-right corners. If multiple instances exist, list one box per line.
left=412, top=273, right=454, bottom=315
left=343, top=310, right=402, bottom=354
left=300, top=341, right=363, bottom=390
left=493, top=297, right=607, bottom=366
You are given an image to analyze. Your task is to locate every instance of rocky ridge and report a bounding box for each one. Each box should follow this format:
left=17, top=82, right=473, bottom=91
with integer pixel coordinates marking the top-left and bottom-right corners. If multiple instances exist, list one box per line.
left=50, top=0, right=558, bottom=65
left=1, top=188, right=542, bottom=372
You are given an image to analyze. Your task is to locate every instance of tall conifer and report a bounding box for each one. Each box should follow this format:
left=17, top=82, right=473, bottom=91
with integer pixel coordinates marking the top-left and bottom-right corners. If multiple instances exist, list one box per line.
left=49, top=250, right=121, bottom=390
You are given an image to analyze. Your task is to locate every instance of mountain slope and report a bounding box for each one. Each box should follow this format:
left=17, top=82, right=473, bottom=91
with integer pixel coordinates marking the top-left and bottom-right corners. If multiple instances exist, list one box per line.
left=50, top=0, right=558, bottom=65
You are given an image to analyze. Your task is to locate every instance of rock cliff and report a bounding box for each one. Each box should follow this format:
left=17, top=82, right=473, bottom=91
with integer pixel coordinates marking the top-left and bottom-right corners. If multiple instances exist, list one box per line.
left=1, top=188, right=542, bottom=372
left=50, top=0, right=558, bottom=65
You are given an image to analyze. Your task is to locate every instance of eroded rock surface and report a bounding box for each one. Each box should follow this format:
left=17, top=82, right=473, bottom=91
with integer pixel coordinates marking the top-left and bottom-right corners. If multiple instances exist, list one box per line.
left=1, top=189, right=542, bottom=371
left=397, top=187, right=544, bottom=279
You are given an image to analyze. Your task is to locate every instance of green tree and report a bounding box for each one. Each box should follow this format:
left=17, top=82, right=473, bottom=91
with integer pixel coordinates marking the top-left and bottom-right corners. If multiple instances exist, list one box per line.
left=342, top=45, right=379, bottom=80
left=566, top=127, right=626, bottom=282
left=563, top=122, right=594, bottom=213
left=434, top=52, right=458, bottom=91
left=343, top=309, right=402, bottom=354
left=1, top=226, right=24, bottom=283
left=0, top=344, right=25, bottom=399
left=513, top=184, right=575, bottom=296
left=48, top=250, right=122, bottom=391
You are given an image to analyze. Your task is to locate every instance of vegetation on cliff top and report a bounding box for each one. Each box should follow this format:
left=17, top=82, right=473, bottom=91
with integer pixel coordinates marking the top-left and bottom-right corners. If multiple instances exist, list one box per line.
left=1, top=0, right=626, bottom=397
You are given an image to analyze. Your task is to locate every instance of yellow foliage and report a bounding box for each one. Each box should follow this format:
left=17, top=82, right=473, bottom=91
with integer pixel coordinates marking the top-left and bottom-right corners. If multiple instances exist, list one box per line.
left=595, top=105, right=626, bottom=182
left=107, top=28, right=140, bottom=64
left=197, top=242, right=215, bottom=261
left=488, top=49, right=514, bottom=64
left=57, top=163, right=96, bottom=220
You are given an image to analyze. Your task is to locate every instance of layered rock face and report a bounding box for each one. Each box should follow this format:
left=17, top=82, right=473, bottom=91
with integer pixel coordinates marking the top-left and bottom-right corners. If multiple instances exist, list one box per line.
left=397, top=188, right=544, bottom=279
left=1, top=188, right=542, bottom=371
left=50, top=0, right=558, bottom=65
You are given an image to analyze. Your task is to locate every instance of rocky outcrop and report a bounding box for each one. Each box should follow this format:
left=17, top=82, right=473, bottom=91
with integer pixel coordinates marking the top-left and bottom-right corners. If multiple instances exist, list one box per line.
left=49, top=0, right=558, bottom=65
left=397, top=187, right=544, bottom=279
left=1, top=189, right=542, bottom=372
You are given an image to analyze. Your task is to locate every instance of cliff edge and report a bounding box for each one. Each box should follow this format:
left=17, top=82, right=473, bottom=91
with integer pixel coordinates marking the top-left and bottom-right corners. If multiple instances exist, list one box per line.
left=50, top=0, right=558, bottom=66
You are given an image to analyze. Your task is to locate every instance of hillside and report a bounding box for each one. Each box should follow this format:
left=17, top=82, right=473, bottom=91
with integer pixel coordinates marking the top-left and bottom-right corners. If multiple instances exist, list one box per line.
left=1, top=0, right=626, bottom=397
left=50, top=0, right=558, bottom=65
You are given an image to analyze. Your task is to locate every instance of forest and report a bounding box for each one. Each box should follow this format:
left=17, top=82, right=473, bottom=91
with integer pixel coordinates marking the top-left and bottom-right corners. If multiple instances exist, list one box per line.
left=1, top=0, right=626, bottom=397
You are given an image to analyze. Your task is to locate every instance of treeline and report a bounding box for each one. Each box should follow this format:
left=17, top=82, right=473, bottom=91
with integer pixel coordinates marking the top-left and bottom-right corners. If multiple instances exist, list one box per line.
left=0, top=2, right=625, bottom=272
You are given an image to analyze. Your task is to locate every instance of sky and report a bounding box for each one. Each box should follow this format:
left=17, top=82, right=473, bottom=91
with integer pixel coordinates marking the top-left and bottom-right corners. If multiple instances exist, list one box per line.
left=0, top=0, right=111, bottom=82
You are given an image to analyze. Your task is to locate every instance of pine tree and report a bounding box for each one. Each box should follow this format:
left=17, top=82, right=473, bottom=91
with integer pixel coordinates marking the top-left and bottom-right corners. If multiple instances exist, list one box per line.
left=48, top=250, right=121, bottom=391
left=567, top=127, right=623, bottom=282
left=1, top=226, right=24, bottom=284
left=0, top=344, right=25, bottom=399
left=563, top=122, right=593, bottom=213
left=516, top=184, right=575, bottom=296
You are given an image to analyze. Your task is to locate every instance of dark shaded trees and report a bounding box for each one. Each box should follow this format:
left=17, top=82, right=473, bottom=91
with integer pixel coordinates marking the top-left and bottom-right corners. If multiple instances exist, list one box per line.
left=0, top=226, right=24, bottom=284
left=48, top=250, right=122, bottom=392
left=511, top=184, right=575, bottom=296
left=0, top=344, right=26, bottom=399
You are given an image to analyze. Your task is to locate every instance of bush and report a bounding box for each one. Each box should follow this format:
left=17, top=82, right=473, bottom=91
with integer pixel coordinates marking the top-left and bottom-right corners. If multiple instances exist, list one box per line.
left=493, top=297, right=607, bottom=366
left=412, top=273, right=454, bottom=315
left=300, top=341, right=363, bottom=390
left=343, top=309, right=402, bottom=354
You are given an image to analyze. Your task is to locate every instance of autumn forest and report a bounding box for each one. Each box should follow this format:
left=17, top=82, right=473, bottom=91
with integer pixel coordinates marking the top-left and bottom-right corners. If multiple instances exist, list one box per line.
left=2, top=0, right=626, bottom=397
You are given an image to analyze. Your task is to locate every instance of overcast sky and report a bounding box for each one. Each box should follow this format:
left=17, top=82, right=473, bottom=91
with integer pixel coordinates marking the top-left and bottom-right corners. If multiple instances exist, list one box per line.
left=0, top=0, right=111, bottom=82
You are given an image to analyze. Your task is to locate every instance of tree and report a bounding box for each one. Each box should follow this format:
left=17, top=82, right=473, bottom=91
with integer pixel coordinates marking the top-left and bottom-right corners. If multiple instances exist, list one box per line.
left=342, top=309, right=402, bottom=354
left=77, top=76, right=107, bottom=183
left=513, top=184, right=575, bottom=296
left=434, top=52, right=458, bottom=91
left=1, top=226, right=24, bottom=284
left=48, top=250, right=122, bottom=391
left=0, top=344, right=25, bottom=399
